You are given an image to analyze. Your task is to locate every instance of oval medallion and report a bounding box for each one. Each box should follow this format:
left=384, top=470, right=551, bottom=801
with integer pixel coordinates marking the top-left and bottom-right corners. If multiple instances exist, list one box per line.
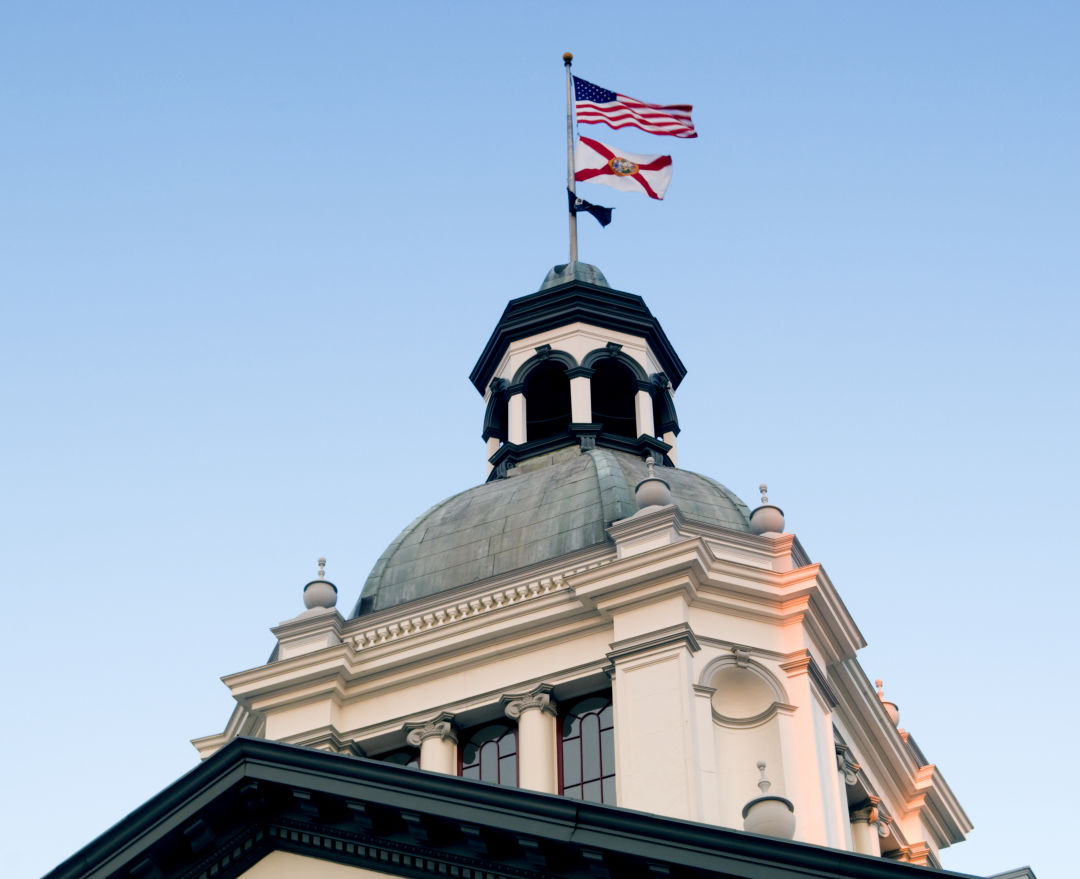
left=607, top=156, right=639, bottom=176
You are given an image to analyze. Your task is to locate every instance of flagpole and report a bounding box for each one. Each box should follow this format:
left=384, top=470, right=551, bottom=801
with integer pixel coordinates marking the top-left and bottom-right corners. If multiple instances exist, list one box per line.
left=564, top=52, right=578, bottom=266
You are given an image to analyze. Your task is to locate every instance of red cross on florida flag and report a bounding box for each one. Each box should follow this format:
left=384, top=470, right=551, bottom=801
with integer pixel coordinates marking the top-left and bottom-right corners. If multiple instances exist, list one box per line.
left=574, top=135, right=673, bottom=200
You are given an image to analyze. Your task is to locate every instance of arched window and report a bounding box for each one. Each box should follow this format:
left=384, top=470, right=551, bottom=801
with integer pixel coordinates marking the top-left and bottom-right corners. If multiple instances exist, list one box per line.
left=379, top=748, right=419, bottom=769
left=560, top=695, right=615, bottom=803
left=524, top=361, right=571, bottom=441
left=460, top=722, right=518, bottom=786
left=590, top=358, right=637, bottom=439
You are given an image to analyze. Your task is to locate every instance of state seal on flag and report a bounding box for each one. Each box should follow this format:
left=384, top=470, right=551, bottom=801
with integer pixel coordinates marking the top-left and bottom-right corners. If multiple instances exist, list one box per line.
left=575, top=135, right=673, bottom=200
left=607, top=156, right=639, bottom=176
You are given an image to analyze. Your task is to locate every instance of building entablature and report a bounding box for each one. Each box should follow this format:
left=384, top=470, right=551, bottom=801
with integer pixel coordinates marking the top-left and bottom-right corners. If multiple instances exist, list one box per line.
left=829, top=663, right=972, bottom=854
left=219, top=516, right=871, bottom=740
left=908, top=764, right=972, bottom=848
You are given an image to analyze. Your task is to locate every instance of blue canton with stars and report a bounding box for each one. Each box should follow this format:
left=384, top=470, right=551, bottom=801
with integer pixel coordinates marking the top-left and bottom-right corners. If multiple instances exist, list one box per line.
left=573, top=77, right=617, bottom=103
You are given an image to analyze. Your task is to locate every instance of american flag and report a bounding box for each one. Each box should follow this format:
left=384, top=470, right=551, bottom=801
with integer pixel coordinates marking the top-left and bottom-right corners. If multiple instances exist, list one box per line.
left=573, top=76, right=696, bottom=139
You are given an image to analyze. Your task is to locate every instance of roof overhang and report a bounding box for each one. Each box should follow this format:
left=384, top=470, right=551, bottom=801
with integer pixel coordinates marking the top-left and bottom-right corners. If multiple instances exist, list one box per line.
left=47, top=737, right=985, bottom=879
left=470, top=280, right=688, bottom=394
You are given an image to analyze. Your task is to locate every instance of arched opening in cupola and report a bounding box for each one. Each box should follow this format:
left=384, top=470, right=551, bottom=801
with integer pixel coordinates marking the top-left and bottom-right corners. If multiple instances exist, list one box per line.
left=524, top=361, right=571, bottom=441
left=590, top=358, right=637, bottom=439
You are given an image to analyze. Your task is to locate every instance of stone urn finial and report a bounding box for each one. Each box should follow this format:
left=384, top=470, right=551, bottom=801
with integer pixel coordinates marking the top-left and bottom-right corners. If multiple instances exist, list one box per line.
left=876, top=679, right=900, bottom=727
left=303, top=556, right=338, bottom=610
left=742, top=761, right=795, bottom=839
left=749, top=481, right=785, bottom=535
left=634, top=456, right=672, bottom=509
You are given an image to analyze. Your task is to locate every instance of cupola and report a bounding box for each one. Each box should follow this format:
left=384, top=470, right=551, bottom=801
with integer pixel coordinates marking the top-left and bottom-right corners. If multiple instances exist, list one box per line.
left=471, top=263, right=686, bottom=479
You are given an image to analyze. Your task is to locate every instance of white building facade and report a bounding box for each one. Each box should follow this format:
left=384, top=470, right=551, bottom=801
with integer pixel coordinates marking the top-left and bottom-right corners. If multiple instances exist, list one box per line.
left=193, top=263, right=970, bottom=870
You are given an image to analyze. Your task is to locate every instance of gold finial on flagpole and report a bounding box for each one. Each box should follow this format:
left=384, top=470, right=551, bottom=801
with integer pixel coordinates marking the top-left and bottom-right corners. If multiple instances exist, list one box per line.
left=563, top=52, right=573, bottom=64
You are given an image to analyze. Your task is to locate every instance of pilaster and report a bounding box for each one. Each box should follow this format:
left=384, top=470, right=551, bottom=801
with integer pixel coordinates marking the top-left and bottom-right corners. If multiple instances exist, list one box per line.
left=634, top=386, right=655, bottom=438
left=607, top=624, right=702, bottom=821
left=567, top=367, right=594, bottom=425
left=485, top=435, right=501, bottom=476
left=662, top=430, right=678, bottom=465
left=776, top=651, right=842, bottom=847
left=507, top=388, right=526, bottom=444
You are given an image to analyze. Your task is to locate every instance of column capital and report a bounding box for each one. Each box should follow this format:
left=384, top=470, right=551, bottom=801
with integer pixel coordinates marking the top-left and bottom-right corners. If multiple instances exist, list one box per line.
left=850, top=795, right=890, bottom=836
left=835, top=742, right=861, bottom=785
left=404, top=712, right=458, bottom=747
left=503, top=684, right=557, bottom=720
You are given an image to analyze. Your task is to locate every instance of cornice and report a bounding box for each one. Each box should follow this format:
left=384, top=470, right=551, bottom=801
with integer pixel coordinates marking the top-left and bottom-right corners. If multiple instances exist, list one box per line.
left=222, top=645, right=355, bottom=711
left=346, top=542, right=614, bottom=643
left=279, top=724, right=365, bottom=756
left=227, top=600, right=610, bottom=718
left=347, top=565, right=603, bottom=655
left=570, top=538, right=711, bottom=613
left=271, top=607, right=344, bottom=640
left=470, top=281, right=687, bottom=394
left=569, top=535, right=866, bottom=668
left=828, top=660, right=920, bottom=803
left=605, top=623, right=701, bottom=665
left=827, top=658, right=970, bottom=850
left=780, top=649, right=840, bottom=709
left=909, top=763, right=974, bottom=845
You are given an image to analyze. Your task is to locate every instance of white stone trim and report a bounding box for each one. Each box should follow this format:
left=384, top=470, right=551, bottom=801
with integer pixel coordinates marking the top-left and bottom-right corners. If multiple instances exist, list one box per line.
left=346, top=560, right=615, bottom=653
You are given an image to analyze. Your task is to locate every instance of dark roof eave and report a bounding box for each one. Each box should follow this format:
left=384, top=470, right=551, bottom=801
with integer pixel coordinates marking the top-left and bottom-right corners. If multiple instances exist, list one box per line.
left=46, top=737, right=984, bottom=879
left=470, top=280, right=687, bottom=394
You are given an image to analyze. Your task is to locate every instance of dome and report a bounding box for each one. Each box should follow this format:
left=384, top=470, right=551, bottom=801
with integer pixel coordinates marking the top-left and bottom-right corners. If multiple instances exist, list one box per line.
left=539, top=262, right=610, bottom=290
left=352, top=448, right=751, bottom=616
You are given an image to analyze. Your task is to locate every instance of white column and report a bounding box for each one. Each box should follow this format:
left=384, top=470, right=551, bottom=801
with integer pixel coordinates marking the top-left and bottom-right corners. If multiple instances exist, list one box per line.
left=508, top=390, right=526, bottom=444
left=662, top=431, right=678, bottom=466
left=486, top=434, right=501, bottom=475
left=634, top=388, right=655, bottom=438
left=835, top=745, right=858, bottom=850
left=569, top=373, right=592, bottom=424
left=406, top=717, right=458, bottom=775
left=505, top=686, right=558, bottom=794
left=850, top=803, right=883, bottom=856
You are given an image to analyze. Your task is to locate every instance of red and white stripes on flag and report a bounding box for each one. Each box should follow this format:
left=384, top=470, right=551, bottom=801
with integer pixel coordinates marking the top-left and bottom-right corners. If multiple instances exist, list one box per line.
left=573, top=76, right=696, bottom=139
left=574, top=136, right=673, bottom=201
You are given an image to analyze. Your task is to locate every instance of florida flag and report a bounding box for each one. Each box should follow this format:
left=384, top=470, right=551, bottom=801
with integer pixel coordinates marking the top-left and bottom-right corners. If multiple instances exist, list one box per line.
left=574, top=136, right=673, bottom=201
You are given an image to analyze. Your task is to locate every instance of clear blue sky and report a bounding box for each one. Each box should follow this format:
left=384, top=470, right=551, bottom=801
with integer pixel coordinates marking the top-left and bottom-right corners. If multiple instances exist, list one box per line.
left=2, top=4, right=1076, bottom=878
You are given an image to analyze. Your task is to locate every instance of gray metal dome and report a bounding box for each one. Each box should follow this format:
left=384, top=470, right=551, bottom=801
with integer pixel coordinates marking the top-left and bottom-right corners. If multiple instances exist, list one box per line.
left=539, top=262, right=610, bottom=290
left=352, top=449, right=751, bottom=616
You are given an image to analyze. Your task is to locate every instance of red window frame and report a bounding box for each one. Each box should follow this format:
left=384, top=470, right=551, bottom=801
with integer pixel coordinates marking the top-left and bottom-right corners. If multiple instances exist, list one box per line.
left=559, top=694, right=615, bottom=803
left=459, top=721, right=518, bottom=787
